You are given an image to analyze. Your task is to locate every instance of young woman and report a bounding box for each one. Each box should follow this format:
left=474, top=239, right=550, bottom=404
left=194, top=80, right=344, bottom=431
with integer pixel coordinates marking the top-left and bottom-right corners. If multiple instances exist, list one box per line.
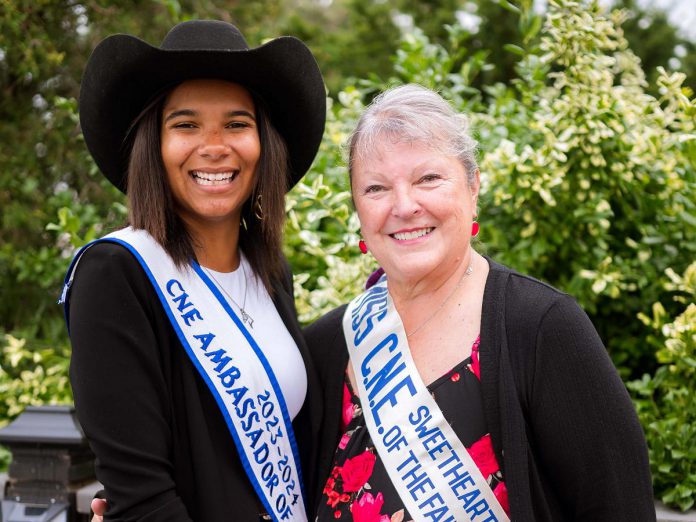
left=63, top=20, right=326, bottom=521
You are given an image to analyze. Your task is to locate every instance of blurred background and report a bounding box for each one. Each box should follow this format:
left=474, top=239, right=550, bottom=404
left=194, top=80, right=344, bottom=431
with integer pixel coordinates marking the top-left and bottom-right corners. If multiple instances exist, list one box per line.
left=0, top=0, right=694, bottom=511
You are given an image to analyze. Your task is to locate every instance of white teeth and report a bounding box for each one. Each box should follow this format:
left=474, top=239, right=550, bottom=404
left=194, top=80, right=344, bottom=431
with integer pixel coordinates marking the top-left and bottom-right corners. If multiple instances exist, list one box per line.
left=191, top=170, right=238, bottom=186
left=392, top=228, right=433, bottom=241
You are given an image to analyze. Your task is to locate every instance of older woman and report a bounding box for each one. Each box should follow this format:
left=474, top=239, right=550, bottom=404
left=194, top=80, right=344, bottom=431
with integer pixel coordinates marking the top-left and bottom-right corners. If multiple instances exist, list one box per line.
left=63, top=20, right=325, bottom=521
left=307, top=85, right=655, bottom=521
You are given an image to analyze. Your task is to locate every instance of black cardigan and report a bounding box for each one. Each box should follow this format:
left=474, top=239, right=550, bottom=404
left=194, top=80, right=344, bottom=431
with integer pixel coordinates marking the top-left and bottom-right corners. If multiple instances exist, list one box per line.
left=68, top=242, right=323, bottom=521
left=305, top=259, right=656, bottom=521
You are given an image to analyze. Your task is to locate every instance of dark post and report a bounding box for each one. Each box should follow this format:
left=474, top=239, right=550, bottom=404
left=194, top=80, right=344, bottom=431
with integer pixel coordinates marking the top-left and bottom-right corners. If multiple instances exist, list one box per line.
left=0, top=406, right=95, bottom=522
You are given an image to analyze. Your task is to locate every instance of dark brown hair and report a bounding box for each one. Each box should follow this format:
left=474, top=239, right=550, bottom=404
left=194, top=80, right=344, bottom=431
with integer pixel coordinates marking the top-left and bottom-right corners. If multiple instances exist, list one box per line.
left=125, top=87, right=289, bottom=296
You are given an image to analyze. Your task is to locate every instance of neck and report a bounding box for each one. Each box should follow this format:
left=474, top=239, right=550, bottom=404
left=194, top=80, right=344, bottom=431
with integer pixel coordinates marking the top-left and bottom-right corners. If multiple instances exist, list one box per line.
left=186, top=219, right=242, bottom=272
left=389, top=250, right=478, bottom=309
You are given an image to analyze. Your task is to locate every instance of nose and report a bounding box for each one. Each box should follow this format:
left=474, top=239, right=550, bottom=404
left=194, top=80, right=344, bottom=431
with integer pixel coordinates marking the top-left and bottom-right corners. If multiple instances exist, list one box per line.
left=198, top=129, right=230, bottom=159
left=391, top=185, right=421, bottom=217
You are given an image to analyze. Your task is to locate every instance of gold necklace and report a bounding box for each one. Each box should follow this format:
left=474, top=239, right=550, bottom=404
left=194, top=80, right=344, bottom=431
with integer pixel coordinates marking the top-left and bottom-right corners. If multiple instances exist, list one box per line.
left=204, top=261, right=255, bottom=329
left=405, top=263, right=473, bottom=338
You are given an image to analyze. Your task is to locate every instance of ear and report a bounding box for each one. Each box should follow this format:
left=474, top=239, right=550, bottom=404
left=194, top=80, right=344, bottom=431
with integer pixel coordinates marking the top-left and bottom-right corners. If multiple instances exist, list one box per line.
left=470, top=169, right=481, bottom=215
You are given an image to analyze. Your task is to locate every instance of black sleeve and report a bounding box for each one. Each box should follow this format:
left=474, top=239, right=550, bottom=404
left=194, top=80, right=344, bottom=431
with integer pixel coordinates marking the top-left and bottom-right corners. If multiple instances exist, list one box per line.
left=68, top=243, right=193, bottom=521
left=529, top=294, right=655, bottom=521
left=302, top=305, right=348, bottom=507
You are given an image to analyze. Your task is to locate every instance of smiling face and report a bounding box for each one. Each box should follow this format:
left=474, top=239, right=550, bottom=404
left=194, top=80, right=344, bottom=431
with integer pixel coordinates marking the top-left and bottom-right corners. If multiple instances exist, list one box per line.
left=352, top=137, right=480, bottom=285
left=160, top=79, right=260, bottom=235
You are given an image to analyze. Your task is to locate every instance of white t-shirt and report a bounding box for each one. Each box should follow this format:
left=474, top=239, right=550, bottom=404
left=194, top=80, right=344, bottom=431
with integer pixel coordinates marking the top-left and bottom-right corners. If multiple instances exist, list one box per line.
left=204, top=256, right=307, bottom=420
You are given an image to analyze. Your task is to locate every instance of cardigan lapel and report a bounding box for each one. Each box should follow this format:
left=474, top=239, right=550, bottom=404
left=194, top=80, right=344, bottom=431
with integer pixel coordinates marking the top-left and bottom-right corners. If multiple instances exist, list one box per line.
left=479, top=258, right=507, bottom=470
left=480, top=259, right=537, bottom=521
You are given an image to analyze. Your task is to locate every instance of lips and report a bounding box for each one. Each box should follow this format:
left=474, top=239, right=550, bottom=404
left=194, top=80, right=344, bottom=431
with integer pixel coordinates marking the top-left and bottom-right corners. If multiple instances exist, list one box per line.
left=390, top=227, right=434, bottom=241
left=190, top=169, right=239, bottom=186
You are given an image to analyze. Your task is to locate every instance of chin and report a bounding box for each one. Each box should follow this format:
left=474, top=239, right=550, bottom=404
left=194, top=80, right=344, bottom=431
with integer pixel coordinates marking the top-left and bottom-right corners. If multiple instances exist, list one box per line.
left=384, top=260, right=438, bottom=282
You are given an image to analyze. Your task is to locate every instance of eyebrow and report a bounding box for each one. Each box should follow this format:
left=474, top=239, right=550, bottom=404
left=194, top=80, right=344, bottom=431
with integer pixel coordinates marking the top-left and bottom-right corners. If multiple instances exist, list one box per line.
left=163, top=109, right=256, bottom=123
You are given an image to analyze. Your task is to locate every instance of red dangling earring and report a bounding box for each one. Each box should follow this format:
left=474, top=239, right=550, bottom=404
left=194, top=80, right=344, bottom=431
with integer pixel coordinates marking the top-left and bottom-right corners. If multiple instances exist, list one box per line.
left=359, top=239, right=368, bottom=254
left=471, top=221, right=479, bottom=237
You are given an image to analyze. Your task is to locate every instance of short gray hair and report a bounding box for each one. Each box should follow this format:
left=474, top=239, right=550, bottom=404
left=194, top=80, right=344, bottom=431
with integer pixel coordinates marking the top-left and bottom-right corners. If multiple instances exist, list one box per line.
left=348, top=84, right=479, bottom=186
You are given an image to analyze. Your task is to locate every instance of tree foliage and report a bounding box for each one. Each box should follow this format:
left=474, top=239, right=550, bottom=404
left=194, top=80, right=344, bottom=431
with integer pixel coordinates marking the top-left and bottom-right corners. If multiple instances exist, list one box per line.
left=613, top=0, right=696, bottom=95
left=479, top=3, right=696, bottom=376
left=628, top=262, right=696, bottom=511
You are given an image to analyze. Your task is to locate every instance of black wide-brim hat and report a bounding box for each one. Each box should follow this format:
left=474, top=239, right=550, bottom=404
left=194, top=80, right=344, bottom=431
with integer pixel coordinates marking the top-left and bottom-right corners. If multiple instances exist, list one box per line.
left=79, top=20, right=326, bottom=193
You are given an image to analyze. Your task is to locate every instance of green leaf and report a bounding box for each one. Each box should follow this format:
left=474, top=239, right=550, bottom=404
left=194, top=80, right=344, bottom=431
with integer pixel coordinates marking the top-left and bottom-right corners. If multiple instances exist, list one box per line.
left=503, top=44, right=525, bottom=56
left=495, top=0, right=522, bottom=15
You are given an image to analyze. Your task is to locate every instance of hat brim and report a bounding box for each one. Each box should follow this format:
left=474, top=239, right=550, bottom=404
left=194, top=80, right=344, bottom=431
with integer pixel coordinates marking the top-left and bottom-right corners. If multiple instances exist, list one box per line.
left=79, top=34, right=326, bottom=192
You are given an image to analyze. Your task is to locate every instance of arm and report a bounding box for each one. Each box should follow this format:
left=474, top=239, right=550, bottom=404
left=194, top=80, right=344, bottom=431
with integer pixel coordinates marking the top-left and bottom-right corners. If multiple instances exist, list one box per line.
left=69, top=243, right=192, bottom=521
left=528, top=294, right=655, bottom=521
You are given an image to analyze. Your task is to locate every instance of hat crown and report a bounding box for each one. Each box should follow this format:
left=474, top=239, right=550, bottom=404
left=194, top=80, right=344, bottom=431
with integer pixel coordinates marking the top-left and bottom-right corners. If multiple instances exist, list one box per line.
left=161, top=20, right=250, bottom=52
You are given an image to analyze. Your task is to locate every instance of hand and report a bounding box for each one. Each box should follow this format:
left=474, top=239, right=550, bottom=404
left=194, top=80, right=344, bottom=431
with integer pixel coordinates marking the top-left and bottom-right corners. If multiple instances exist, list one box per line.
left=91, top=498, right=107, bottom=522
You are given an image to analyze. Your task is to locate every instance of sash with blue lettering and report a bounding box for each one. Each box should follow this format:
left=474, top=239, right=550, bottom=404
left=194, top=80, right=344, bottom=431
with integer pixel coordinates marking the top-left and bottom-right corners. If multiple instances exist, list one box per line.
left=61, top=228, right=307, bottom=522
left=343, top=275, right=509, bottom=522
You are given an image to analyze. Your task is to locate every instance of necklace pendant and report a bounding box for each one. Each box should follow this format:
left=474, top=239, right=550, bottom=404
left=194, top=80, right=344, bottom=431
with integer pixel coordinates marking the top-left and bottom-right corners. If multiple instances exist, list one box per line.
left=241, top=309, right=254, bottom=329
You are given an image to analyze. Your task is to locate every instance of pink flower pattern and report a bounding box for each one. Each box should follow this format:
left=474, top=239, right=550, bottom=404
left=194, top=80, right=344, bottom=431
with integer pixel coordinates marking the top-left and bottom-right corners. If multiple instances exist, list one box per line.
left=494, top=482, right=510, bottom=514
left=350, top=492, right=390, bottom=522
left=341, top=451, right=377, bottom=492
left=467, top=434, right=499, bottom=478
left=342, top=382, right=354, bottom=430
left=469, top=336, right=481, bottom=379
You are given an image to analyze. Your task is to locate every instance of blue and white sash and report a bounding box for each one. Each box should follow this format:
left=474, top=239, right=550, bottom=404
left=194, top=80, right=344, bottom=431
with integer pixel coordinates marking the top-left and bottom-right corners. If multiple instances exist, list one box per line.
left=61, top=228, right=307, bottom=521
left=343, top=276, right=509, bottom=522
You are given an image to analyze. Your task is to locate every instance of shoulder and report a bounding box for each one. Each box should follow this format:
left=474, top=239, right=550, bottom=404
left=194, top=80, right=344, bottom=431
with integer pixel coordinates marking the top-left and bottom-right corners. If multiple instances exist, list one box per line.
left=485, top=258, right=578, bottom=325
left=76, top=240, right=145, bottom=266
left=66, top=241, right=170, bottom=359
left=482, top=259, right=600, bottom=371
left=486, top=259, right=607, bottom=368
left=74, top=240, right=145, bottom=278
left=71, top=240, right=152, bottom=289
left=68, top=240, right=155, bottom=313
left=487, top=258, right=567, bottom=300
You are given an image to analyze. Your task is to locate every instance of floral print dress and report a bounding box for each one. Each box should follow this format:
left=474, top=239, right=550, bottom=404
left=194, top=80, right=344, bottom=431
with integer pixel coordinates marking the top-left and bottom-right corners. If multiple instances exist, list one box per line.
left=317, top=337, right=510, bottom=522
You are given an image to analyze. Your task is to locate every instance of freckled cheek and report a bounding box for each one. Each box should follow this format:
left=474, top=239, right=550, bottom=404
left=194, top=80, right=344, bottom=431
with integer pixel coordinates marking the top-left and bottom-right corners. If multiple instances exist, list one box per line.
left=161, top=136, right=196, bottom=169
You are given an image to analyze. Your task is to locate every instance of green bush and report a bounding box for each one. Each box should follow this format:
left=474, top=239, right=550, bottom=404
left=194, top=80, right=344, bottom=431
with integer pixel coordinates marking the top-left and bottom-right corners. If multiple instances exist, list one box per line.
left=628, top=263, right=696, bottom=511
left=477, top=2, right=696, bottom=376
left=0, top=334, right=72, bottom=421
left=0, top=332, right=72, bottom=473
left=285, top=93, right=377, bottom=322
